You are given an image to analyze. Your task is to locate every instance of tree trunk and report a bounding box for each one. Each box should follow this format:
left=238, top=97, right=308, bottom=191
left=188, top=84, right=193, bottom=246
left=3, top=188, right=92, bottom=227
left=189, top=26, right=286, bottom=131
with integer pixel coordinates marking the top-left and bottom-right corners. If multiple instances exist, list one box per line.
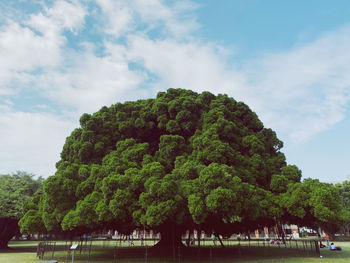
left=197, top=228, right=201, bottom=248
left=216, top=234, right=225, bottom=248
left=0, top=218, right=19, bottom=249
left=277, top=223, right=286, bottom=245
left=151, top=224, right=185, bottom=254
left=186, top=229, right=191, bottom=247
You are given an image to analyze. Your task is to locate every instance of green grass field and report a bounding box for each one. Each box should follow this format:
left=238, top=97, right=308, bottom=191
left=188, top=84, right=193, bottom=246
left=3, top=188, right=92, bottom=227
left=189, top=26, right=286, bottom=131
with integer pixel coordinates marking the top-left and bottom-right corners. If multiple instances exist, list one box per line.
left=1, top=240, right=350, bottom=263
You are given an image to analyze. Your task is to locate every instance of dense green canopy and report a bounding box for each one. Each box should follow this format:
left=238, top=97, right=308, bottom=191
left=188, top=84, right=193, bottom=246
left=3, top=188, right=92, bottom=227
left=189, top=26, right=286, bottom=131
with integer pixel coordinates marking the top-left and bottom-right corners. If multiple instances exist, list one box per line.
left=334, top=181, right=350, bottom=235
left=20, top=89, right=348, bottom=247
left=280, top=178, right=349, bottom=234
left=0, top=172, right=43, bottom=248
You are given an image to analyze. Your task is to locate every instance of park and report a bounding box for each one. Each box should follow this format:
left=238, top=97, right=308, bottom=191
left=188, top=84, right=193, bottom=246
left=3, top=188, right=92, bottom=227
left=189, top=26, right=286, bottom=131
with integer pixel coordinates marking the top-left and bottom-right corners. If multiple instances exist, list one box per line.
left=2, top=0, right=350, bottom=261
left=2, top=89, right=350, bottom=262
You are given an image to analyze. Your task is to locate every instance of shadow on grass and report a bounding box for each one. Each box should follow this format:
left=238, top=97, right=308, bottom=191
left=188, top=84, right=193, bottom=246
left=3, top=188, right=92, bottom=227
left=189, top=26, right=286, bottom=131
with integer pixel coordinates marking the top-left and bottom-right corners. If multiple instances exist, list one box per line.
left=35, top=246, right=323, bottom=262
left=4, top=242, right=350, bottom=262
left=0, top=246, right=37, bottom=253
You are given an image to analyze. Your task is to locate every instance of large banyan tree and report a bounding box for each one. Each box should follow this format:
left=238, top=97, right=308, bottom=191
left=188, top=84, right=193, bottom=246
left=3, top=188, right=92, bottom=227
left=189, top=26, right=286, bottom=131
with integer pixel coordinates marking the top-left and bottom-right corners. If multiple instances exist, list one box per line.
left=20, top=89, right=348, bottom=248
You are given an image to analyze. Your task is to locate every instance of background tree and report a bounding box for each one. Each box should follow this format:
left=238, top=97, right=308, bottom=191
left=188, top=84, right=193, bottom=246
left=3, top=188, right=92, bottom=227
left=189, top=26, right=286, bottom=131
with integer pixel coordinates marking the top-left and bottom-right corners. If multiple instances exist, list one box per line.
left=279, top=178, right=348, bottom=236
left=335, top=180, right=350, bottom=235
left=0, top=172, right=43, bottom=248
left=20, top=89, right=348, bottom=249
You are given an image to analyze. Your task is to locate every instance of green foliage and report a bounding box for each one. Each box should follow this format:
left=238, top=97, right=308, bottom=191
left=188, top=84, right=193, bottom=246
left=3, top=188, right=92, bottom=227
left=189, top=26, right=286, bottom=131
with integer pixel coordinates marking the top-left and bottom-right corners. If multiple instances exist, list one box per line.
left=281, top=178, right=349, bottom=230
left=0, top=172, right=43, bottom=247
left=282, top=165, right=302, bottom=182
left=270, top=174, right=288, bottom=193
left=0, top=172, right=43, bottom=219
left=335, top=181, right=350, bottom=234
left=20, top=88, right=347, bottom=240
left=336, top=180, right=350, bottom=211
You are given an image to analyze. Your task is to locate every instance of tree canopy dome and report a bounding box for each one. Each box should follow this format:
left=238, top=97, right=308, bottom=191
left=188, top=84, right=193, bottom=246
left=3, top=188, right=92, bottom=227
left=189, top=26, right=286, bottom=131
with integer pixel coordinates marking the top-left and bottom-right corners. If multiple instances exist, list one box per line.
left=23, top=89, right=312, bottom=247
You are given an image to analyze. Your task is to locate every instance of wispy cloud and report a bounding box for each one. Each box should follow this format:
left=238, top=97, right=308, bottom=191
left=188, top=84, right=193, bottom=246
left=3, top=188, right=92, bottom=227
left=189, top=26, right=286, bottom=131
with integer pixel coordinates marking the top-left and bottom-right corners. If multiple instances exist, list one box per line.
left=37, top=47, right=144, bottom=113
left=244, top=26, right=350, bottom=141
left=95, top=0, right=199, bottom=38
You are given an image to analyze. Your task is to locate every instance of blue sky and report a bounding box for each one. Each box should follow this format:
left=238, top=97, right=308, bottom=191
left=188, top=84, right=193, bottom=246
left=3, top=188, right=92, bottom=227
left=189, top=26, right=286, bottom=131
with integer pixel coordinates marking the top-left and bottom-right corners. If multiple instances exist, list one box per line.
left=1, top=0, right=350, bottom=182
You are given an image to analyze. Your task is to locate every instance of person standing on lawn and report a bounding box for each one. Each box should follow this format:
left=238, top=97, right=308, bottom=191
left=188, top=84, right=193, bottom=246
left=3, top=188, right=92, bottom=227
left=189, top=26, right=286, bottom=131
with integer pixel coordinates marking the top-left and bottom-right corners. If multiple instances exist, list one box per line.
left=325, top=234, right=330, bottom=247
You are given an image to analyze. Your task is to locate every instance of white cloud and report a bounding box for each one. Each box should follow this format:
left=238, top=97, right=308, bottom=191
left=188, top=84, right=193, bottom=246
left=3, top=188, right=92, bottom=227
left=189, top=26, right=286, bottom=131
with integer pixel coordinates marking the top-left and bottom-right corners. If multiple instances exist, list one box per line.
left=96, top=0, right=199, bottom=38
left=132, top=0, right=200, bottom=37
left=0, top=110, right=76, bottom=177
left=0, top=0, right=86, bottom=72
left=27, top=0, right=86, bottom=34
left=96, top=0, right=135, bottom=37
left=245, top=26, right=350, bottom=141
left=126, top=34, right=247, bottom=97
left=0, top=20, right=61, bottom=99
left=47, top=0, right=87, bottom=32
left=37, top=47, right=144, bottom=113
left=0, top=0, right=87, bottom=98
left=0, top=21, right=61, bottom=72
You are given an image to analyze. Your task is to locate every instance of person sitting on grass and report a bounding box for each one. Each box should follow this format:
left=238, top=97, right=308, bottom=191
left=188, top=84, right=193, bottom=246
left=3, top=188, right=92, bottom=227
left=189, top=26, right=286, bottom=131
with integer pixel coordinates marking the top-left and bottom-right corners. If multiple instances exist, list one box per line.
left=330, top=242, right=342, bottom=251
left=319, top=241, right=326, bottom=248
left=190, top=237, right=195, bottom=246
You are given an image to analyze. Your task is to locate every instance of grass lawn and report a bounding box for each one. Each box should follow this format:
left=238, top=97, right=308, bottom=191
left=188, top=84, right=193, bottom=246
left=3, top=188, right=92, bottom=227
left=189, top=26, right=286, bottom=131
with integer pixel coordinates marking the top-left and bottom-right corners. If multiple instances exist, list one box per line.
left=1, top=240, right=350, bottom=262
